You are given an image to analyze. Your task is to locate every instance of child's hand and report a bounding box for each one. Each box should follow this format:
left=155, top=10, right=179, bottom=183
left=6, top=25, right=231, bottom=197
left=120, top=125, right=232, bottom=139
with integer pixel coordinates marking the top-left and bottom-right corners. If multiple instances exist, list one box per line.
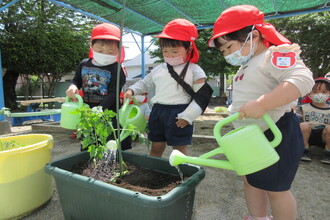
left=238, top=100, right=267, bottom=119
left=124, top=89, right=134, bottom=103
left=66, top=85, right=78, bottom=99
left=176, top=118, right=189, bottom=128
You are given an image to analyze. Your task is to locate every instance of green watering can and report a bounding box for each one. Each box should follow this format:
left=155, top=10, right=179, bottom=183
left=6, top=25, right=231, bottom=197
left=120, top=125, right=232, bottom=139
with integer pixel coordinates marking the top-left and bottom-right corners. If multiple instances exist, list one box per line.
left=169, top=113, right=282, bottom=176
left=118, top=97, right=147, bottom=140
left=60, top=94, right=85, bottom=130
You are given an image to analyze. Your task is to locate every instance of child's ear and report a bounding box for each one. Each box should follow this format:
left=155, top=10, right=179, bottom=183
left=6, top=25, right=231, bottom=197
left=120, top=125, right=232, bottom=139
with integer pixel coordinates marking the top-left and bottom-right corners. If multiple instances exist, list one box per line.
left=252, top=30, right=261, bottom=40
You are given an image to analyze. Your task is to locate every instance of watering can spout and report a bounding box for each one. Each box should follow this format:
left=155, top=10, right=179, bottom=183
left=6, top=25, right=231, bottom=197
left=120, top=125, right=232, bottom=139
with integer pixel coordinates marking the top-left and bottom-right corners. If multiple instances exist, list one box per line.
left=169, top=150, right=235, bottom=171
left=169, top=150, right=186, bottom=166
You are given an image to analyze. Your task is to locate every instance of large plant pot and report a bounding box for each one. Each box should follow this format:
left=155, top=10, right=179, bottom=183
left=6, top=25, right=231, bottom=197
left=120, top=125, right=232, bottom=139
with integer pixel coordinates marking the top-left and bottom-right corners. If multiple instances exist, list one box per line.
left=45, top=151, right=205, bottom=220
left=0, top=134, right=54, bottom=220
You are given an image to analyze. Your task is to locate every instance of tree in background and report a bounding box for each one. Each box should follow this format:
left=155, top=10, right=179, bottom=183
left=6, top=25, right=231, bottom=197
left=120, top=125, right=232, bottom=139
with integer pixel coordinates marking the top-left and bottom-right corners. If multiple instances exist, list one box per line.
left=0, top=0, right=95, bottom=110
left=270, top=12, right=330, bottom=77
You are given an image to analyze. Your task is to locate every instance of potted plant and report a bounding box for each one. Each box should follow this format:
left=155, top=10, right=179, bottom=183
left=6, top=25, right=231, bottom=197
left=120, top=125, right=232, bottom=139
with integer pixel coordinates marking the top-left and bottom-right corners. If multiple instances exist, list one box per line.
left=0, top=107, right=11, bottom=135
left=45, top=106, right=205, bottom=220
left=0, top=134, right=54, bottom=220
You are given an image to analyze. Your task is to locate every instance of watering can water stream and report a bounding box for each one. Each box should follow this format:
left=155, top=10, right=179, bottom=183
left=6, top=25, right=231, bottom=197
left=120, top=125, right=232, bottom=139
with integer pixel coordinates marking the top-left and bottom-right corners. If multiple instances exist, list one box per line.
left=118, top=98, right=147, bottom=140
left=169, top=113, right=282, bottom=176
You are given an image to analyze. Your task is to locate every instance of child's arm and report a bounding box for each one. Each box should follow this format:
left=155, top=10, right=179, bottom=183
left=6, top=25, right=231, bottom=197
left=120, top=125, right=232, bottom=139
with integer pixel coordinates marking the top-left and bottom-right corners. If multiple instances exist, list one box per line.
left=238, top=81, right=303, bottom=119
left=66, top=61, right=84, bottom=99
left=177, top=78, right=205, bottom=125
left=126, top=74, right=154, bottom=99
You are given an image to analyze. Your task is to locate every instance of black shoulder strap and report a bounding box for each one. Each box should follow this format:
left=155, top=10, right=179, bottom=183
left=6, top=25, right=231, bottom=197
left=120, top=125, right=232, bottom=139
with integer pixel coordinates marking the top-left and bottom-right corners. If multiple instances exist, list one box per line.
left=166, top=63, right=195, bottom=98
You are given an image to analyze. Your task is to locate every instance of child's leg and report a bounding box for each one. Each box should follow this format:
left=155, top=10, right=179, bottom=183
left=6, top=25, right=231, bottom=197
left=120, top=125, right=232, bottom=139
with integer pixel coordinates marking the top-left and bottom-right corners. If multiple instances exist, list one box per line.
left=173, top=145, right=188, bottom=155
left=300, top=122, right=312, bottom=161
left=243, top=177, right=269, bottom=218
left=149, top=141, right=166, bottom=157
left=322, top=125, right=330, bottom=148
left=321, top=125, right=330, bottom=164
left=267, top=190, right=297, bottom=220
left=300, top=122, right=311, bottom=147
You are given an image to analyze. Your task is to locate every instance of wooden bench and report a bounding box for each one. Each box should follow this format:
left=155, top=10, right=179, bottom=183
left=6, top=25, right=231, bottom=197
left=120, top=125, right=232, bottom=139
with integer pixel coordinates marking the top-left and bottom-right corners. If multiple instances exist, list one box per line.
left=20, top=97, right=66, bottom=106
left=10, top=98, right=65, bottom=126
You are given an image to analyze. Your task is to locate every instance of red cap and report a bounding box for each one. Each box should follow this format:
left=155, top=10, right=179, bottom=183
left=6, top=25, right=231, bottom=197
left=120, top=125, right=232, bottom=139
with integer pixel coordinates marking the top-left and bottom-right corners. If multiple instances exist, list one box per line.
left=301, top=77, right=330, bottom=103
left=208, top=5, right=291, bottom=47
left=88, top=23, right=125, bottom=63
left=156, top=19, right=200, bottom=63
left=90, top=23, right=121, bottom=41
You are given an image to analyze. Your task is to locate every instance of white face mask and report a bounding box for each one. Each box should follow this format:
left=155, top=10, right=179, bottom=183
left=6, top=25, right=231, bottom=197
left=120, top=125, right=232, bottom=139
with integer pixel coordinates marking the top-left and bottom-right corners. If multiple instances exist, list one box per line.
left=309, top=93, right=329, bottom=103
left=93, top=51, right=117, bottom=66
left=224, top=29, right=255, bottom=66
left=135, top=95, right=145, bottom=103
left=164, top=56, right=185, bottom=66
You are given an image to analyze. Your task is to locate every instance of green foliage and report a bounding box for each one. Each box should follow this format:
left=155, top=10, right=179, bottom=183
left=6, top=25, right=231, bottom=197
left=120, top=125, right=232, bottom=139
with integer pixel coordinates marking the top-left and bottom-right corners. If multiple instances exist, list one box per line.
left=74, top=106, right=116, bottom=161
left=74, top=106, right=149, bottom=161
left=73, top=105, right=149, bottom=180
left=16, top=75, right=41, bottom=97
left=269, top=12, right=330, bottom=77
left=0, top=107, right=11, bottom=117
left=0, top=0, right=96, bottom=96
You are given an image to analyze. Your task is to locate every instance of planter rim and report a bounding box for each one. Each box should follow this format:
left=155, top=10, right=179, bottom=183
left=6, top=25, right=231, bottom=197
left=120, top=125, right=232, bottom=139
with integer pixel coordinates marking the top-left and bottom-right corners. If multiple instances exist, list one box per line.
left=0, top=134, right=53, bottom=156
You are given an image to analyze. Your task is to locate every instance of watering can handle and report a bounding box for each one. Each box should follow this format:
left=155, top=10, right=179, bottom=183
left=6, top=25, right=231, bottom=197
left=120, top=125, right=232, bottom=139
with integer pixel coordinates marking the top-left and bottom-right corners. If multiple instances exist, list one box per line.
left=121, top=97, right=139, bottom=113
left=65, top=94, right=83, bottom=108
left=214, top=112, right=282, bottom=148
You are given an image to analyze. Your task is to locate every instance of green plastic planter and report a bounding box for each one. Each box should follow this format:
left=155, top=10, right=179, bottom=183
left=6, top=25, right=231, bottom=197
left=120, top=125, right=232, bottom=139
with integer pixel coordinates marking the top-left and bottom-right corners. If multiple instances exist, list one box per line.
left=45, top=151, right=205, bottom=220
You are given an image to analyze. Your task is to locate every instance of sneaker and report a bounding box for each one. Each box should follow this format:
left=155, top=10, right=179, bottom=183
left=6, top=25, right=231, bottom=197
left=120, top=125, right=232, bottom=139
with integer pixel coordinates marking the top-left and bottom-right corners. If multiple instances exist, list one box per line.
left=320, top=150, right=330, bottom=164
left=301, top=150, right=311, bottom=162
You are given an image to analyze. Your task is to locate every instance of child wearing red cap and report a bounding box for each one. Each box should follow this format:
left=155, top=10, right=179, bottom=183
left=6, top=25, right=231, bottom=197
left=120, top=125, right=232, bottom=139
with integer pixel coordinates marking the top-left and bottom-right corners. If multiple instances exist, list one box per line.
left=296, top=77, right=330, bottom=163
left=124, top=18, right=209, bottom=157
left=208, top=5, right=314, bottom=220
left=66, top=23, right=131, bottom=150
left=135, top=94, right=151, bottom=120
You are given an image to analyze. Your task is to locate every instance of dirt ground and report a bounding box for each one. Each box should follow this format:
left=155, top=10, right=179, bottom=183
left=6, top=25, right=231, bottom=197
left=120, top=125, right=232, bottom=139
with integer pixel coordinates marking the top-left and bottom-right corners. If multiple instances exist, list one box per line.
left=4, top=113, right=330, bottom=220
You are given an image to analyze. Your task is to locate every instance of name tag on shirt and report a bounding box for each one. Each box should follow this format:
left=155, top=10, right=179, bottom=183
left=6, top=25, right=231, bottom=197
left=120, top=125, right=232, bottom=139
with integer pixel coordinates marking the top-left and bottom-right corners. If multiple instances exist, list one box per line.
left=271, top=51, right=297, bottom=69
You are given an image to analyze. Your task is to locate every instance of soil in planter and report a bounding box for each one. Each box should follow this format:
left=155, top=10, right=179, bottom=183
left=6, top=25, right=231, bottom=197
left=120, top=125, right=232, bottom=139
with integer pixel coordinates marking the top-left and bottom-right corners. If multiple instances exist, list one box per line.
left=71, top=160, right=185, bottom=196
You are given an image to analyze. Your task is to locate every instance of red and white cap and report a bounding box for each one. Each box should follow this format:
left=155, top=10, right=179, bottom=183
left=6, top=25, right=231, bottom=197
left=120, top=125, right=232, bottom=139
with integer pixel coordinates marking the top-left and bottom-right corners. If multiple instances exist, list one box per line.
left=88, top=23, right=125, bottom=63
left=156, top=18, right=200, bottom=63
left=208, top=5, right=291, bottom=47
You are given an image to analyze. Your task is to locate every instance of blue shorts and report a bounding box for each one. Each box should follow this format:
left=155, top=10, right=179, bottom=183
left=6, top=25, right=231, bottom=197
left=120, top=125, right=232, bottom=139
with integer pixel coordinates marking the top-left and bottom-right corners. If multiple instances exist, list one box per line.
left=309, top=126, right=325, bottom=147
left=246, top=111, right=304, bottom=191
left=148, top=103, right=193, bottom=146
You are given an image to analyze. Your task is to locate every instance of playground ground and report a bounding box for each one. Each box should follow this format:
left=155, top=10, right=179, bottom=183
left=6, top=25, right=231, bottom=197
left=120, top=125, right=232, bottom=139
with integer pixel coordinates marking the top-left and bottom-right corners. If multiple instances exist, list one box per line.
left=4, top=114, right=330, bottom=220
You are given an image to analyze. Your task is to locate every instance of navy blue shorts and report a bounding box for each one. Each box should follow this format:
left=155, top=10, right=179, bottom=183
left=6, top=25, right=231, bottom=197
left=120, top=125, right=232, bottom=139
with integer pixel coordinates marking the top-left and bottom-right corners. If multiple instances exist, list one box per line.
left=148, top=103, right=193, bottom=146
left=309, top=126, right=325, bottom=147
left=246, top=111, right=304, bottom=191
